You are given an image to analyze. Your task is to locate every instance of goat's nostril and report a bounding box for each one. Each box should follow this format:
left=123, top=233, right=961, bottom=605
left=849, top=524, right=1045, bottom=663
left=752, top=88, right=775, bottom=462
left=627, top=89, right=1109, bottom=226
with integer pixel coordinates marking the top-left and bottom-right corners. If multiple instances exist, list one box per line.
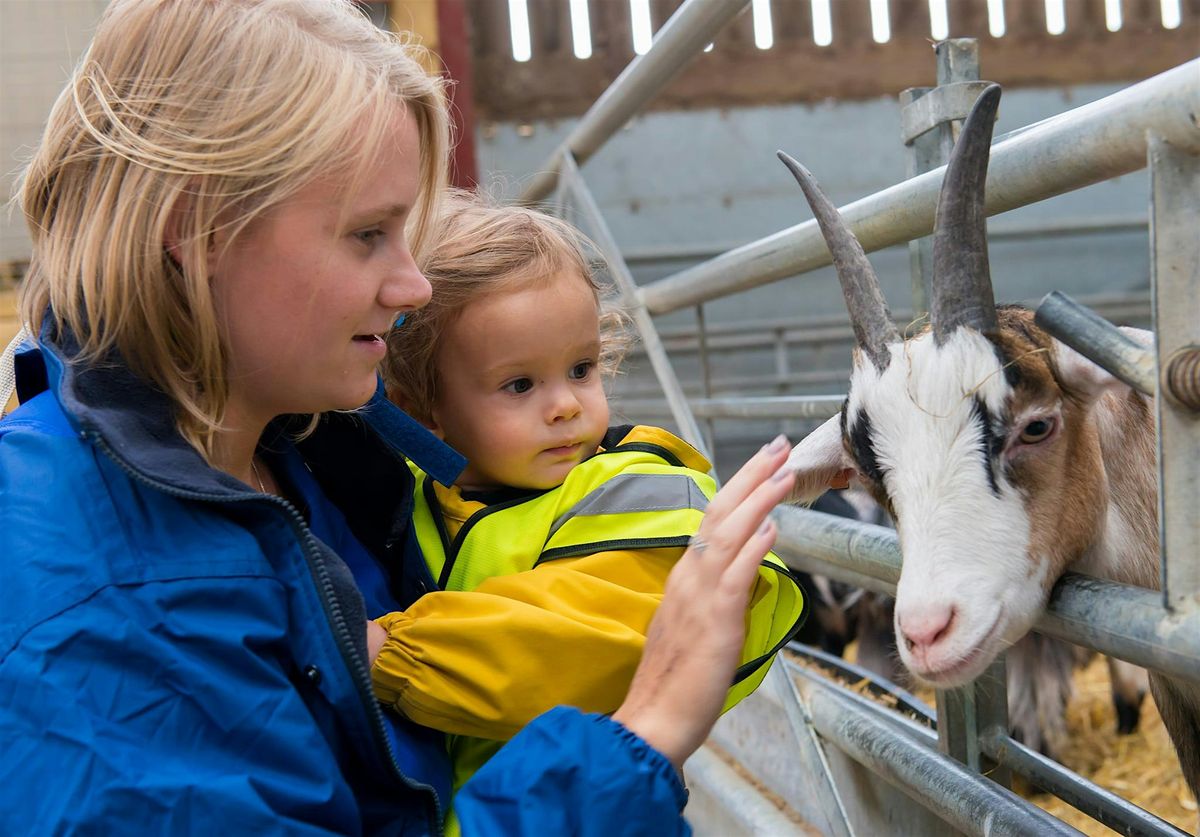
left=898, top=603, right=956, bottom=652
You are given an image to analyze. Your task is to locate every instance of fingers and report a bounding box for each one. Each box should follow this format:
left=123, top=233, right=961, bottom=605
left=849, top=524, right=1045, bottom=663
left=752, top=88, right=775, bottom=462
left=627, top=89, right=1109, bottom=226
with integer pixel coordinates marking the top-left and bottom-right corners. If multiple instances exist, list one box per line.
left=701, top=434, right=790, bottom=525
left=693, top=437, right=794, bottom=561
left=721, top=516, right=780, bottom=597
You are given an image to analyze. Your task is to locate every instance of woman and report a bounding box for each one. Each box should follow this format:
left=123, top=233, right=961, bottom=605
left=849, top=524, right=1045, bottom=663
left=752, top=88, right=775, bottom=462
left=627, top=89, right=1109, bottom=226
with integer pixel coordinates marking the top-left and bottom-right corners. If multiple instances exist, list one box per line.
left=0, top=1, right=795, bottom=833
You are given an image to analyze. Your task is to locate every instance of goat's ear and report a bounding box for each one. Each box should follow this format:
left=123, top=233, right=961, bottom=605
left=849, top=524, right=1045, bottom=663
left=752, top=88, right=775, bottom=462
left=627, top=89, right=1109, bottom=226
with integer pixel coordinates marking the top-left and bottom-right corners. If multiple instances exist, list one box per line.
left=1052, top=328, right=1155, bottom=401
left=785, top=413, right=857, bottom=504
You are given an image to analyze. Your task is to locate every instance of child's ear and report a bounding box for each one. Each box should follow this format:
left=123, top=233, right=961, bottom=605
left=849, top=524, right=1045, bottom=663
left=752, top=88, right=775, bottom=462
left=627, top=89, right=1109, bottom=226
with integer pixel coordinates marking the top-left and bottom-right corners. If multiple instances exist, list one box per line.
left=396, top=393, right=444, bottom=441
left=424, top=416, right=445, bottom=441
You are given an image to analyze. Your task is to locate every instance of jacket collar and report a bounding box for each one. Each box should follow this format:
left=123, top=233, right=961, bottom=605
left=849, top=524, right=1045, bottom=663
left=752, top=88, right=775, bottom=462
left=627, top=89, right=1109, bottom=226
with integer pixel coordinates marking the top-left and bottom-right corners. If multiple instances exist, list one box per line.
left=28, top=318, right=463, bottom=498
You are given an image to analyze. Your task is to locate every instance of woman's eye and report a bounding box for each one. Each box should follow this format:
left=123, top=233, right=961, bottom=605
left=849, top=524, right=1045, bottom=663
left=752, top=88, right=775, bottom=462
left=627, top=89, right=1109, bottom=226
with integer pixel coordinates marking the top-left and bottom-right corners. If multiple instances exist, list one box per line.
left=570, top=361, right=594, bottom=380
left=1018, top=418, right=1054, bottom=444
left=503, top=378, right=533, bottom=394
left=353, top=228, right=384, bottom=245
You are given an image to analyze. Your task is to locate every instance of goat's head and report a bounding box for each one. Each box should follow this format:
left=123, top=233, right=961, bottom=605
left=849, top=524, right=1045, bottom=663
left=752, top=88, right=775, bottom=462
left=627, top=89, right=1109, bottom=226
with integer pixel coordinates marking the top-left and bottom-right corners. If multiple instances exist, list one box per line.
left=781, top=85, right=1141, bottom=686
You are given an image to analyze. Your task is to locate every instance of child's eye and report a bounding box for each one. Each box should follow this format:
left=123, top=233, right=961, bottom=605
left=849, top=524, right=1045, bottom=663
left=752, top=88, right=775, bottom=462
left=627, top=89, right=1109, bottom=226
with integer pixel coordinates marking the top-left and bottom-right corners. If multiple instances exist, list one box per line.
left=502, top=378, right=533, bottom=394
left=570, top=361, right=595, bottom=380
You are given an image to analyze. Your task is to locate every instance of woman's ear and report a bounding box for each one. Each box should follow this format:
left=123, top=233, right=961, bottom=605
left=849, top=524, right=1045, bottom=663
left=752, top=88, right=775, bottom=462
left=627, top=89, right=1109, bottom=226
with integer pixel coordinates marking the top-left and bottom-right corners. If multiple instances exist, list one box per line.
left=163, top=196, right=188, bottom=269
left=164, top=187, right=222, bottom=273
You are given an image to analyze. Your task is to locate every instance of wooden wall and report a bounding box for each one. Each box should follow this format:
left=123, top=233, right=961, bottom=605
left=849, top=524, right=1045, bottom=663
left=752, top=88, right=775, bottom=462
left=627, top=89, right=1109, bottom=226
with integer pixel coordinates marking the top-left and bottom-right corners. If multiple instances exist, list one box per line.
left=468, top=0, right=1200, bottom=121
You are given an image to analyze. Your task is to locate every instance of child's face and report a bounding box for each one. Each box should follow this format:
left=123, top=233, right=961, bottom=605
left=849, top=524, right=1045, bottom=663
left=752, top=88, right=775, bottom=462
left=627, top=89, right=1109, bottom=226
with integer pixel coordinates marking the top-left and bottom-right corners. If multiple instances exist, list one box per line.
left=429, top=272, right=610, bottom=491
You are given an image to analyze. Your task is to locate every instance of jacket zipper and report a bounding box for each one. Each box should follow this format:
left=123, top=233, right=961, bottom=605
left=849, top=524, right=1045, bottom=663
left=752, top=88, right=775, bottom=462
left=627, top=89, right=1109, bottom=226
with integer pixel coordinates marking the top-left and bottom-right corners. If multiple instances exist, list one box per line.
left=87, top=432, right=444, bottom=834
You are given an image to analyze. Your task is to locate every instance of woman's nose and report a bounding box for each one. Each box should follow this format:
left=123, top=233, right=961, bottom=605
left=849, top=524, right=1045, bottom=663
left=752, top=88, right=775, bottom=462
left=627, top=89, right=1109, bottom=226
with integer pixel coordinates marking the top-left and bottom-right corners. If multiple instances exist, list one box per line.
left=380, top=248, right=431, bottom=313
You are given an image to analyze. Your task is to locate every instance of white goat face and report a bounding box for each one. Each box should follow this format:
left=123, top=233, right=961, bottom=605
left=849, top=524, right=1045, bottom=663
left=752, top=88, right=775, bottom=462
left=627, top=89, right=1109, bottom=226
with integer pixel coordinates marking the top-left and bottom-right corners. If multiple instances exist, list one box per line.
left=778, top=82, right=1102, bottom=686
left=843, top=327, right=1051, bottom=684
left=786, top=310, right=1148, bottom=687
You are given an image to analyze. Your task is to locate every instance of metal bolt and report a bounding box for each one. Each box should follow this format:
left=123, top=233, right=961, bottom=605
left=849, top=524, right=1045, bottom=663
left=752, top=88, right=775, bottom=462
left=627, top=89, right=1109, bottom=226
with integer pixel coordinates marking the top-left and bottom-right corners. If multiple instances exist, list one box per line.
left=1163, top=345, right=1200, bottom=411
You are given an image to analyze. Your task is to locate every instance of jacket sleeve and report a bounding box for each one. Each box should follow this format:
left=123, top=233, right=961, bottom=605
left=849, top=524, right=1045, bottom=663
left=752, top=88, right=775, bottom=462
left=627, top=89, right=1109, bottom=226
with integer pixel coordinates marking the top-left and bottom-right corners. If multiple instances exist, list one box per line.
left=454, top=706, right=690, bottom=837
left=0, top=577, right=356, bottom=835
left=371, top=547, right=678, bottom=740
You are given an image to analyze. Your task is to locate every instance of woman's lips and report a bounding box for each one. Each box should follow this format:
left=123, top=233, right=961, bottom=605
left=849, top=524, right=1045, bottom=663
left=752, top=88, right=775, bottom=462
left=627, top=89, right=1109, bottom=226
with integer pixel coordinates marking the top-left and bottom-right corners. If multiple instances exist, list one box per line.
left=351, top=334, right=387, bottom=358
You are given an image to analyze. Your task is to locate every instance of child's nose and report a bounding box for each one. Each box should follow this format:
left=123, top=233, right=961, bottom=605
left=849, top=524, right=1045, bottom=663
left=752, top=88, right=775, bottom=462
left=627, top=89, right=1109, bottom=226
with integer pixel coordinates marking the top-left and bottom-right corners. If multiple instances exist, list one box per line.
left=547, top=386, right=582, bottom=422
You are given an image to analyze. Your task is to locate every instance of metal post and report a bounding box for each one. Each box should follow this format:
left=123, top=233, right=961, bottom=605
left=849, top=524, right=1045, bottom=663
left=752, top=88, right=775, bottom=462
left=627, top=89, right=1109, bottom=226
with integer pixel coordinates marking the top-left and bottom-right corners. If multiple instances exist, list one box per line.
left=772, top=326, right=790, bottom=438
left=1149, top=135, right=1200, bottom=610
left=900, top=39, right=985, bottom=318
left=694, top=304, right=718, bottom=461
left=520, top=0, right=752, bottom=205
left=557, top=153, right=712, bottom=461
left=896, top=38, right=1011, bottom=784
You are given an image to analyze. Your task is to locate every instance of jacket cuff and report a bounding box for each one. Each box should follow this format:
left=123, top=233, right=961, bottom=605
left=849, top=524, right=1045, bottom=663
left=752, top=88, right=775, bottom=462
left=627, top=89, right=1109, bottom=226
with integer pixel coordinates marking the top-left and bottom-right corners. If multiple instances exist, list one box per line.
left=590, top=711, right=689, bottom=809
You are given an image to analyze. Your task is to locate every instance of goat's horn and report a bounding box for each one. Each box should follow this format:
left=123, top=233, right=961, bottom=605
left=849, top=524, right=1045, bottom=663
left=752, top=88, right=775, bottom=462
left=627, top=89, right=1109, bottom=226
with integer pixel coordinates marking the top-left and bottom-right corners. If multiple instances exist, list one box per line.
left=778, top=151, right=898, bottom=370
left=930, top=84, right=1002, bottom=344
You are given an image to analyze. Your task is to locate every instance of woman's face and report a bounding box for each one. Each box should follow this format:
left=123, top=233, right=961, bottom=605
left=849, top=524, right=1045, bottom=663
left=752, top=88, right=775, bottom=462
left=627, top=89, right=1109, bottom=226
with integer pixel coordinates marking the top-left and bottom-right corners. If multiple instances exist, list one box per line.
left=210, top=105, right=430, bottom=426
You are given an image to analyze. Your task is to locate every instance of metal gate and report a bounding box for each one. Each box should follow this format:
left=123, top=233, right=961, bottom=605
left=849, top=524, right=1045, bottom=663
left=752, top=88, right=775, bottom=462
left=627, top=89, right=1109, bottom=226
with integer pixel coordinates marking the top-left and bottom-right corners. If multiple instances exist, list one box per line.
left=511, top=1, right=1200, bottom=833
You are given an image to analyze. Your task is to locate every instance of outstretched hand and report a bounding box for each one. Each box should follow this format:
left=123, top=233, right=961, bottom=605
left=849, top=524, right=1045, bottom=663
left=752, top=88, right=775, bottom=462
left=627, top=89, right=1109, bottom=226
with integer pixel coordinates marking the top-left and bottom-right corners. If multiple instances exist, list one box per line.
left=612, top=434, right=795, bottom=769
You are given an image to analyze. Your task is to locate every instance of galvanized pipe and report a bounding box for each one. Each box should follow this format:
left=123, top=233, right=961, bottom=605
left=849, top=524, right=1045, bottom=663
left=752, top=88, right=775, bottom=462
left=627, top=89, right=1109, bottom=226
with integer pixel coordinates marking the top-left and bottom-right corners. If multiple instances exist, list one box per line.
left=772, top=507, right=1200, bottom=682
left=558, top=155, right=712, bottom=459
left=979, top=729, right=1190, bottom=837
left=1149, top=136, right=1200, bottom=609
left=790, top=656, right=1182, bottom=836
left=614, top=395, right=844, bottom=421
left=805, top=687, right=1082, bottom=836
left=520, top=0, right=750, bottom=205
left=639, top=60, right=1200, bottom=315
left=1034, top=291, right=1157, bottom=396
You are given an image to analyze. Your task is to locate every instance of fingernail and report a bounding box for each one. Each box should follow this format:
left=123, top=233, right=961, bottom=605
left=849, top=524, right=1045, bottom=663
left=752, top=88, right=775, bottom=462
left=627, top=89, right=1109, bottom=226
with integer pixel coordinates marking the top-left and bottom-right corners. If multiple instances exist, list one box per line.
left=771, top=466, right=794, bottom=482
left=768, top=434, right=788, bottom=453
left=758, top=520, right=773, bottom=536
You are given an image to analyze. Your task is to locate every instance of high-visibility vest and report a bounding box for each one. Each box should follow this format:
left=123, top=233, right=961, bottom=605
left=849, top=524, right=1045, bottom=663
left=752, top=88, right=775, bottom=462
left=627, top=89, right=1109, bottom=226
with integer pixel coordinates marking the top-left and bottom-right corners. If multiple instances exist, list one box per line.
left=411, top=426, right=809, bottom=798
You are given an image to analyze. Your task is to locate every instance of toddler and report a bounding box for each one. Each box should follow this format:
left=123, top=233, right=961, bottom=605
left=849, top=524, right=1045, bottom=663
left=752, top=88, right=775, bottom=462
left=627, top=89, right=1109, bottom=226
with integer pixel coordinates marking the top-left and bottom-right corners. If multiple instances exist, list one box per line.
left=373, top=192, right=808, bottom=797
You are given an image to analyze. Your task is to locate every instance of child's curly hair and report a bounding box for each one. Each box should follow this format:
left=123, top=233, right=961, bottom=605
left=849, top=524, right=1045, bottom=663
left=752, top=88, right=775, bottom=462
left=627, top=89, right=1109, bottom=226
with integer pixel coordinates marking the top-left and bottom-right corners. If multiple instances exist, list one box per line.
left=384, top=190, right=633, bottom=425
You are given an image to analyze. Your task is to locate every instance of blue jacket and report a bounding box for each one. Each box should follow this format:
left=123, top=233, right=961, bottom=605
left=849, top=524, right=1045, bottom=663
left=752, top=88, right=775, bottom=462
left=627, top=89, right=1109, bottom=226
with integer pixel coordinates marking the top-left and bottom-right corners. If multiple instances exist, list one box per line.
left=0, top=327, right=688, bottom=835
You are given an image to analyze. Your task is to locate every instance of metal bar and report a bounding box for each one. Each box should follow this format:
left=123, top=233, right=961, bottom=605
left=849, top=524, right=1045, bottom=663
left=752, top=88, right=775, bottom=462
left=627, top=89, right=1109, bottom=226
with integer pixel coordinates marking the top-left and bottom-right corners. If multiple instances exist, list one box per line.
left=619, top=214, right=1150, bottom=266
left=1035, top=291, right=1157, bottom=396
left=613, top=395, right=844, bottom=421
left=1149, top=136, right=1200, bottom=609
left=789, top=651, right=1186, bottom=836
left=520, top=0, right=751, bottom=204
left=632, top=289, right=1151, bottom=344
left=790, top=652, right=1185, bottom=836
left=936, top=655, right=1010, bottom=787
left=901, top=40, right=981, bottom=319
left=771, top=507, right=1200, bottom=683
left=979, top=729, right=1190, bottom=837
left=695, top=304, right=718, bottom=458
left=639, top=60, right=1200, bottom=315
left=558, top=153, right=711, bottom=459
left=805, top=687, right=1083, bottom=837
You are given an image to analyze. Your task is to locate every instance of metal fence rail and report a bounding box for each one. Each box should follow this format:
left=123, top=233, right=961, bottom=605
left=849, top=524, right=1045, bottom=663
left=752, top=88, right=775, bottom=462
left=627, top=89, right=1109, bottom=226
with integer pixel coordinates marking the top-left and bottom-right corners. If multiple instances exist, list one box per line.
left=637, top=58, right=1200, bottom=315
left=518, top=0, right=1200, bottom=831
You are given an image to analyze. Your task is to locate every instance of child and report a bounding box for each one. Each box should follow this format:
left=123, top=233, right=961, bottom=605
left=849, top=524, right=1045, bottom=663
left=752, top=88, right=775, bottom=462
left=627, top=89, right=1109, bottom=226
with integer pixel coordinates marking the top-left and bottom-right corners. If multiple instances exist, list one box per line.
left=374, top=192, right=808, bottom=795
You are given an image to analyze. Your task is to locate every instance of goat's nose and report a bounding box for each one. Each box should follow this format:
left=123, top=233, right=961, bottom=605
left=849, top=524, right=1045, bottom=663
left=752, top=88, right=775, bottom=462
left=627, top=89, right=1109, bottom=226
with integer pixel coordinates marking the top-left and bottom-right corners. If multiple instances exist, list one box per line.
left=897, top=604, right=955, bottom=652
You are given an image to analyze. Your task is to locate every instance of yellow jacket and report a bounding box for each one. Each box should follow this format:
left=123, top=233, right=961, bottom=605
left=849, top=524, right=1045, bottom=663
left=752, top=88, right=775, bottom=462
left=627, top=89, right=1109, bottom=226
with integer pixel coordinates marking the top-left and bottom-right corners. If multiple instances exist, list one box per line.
left=371, top=426, right=807, bottom=790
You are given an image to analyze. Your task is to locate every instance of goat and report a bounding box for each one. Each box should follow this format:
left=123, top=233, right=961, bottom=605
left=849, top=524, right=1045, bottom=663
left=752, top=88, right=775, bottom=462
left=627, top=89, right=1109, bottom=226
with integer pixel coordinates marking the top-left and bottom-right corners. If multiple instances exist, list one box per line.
left=778, top=84, right=1198, bottom=798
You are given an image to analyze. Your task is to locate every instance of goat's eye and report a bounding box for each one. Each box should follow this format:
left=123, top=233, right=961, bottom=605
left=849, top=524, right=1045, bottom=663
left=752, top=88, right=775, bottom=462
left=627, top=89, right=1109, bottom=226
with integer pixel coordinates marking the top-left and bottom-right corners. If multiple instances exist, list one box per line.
left=1018, top=418, right=1054, bottom=444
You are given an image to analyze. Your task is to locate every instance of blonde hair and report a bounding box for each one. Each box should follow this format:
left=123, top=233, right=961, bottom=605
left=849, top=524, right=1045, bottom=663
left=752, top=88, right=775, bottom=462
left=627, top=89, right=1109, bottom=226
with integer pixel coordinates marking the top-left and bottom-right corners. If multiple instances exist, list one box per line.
left=16, top=0, right=449, bottom=457
left=384, top=190, right=632, bottom=424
